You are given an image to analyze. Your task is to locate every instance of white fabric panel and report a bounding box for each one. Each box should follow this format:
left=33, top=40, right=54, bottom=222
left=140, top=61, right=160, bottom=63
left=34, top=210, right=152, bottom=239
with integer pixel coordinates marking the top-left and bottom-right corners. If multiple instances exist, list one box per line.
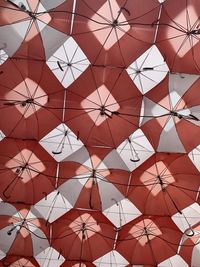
left=0, top=226, right=16, bottom=253
left=188, top=144, right=200, bottom=172
left=94, top=250, right=129, bottom=267
left=169, top=73, right=199, bottom=101
left=9, top=0, right=29, bottom=8
left=58, top=179, right=83, bottom=206
left=46, top=36, right=90, bottom=87
left=39, top=123, right=83, bottom=162
left=99, top=150, right=129, bottom=171
left=103, top=198, right=141, bottom=228
left=0, top=50, right=8, bottom=65
left=98, top=180, right=125, bottom=211
left=158, top=255, right=188, bottom=267
left=141, top=97, right=169, bottom=125
left=188, top=106, right=200, bottom=127
left=0, top=250, right=6, bottom=260
left=34, top=190, right=73, bottom=223
left=32, top=228, right=50, bottom=256
left=192, top=243, right=200, bottom=267
left=172, top=203, right=200, bottom=233
left=40, top=0, right=66, bottom=10
left=62, top=146, right=90, bottom=165
left=117, top=129, right=155, bottom=171
left=0, top=202, right=17, bottom=216
left=0, top=22, right=30, bottom=56
left=38, top=22, right=69, bottom=60
left=157, top=117, right=186, bottom=152
left=36, top=246, right=65, bottom=267
left=127, top=45, right=169, bottom=94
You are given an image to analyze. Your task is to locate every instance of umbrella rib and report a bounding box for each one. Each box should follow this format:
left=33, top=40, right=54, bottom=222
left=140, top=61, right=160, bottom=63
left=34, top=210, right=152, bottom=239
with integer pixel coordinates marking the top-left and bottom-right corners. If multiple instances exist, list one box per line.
left=94, top=27, right=114, bottom=65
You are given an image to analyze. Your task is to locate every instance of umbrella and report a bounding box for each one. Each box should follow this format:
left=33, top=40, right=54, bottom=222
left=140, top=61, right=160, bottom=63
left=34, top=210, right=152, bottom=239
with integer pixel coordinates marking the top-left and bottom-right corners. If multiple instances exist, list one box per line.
left=94, top=250, right=129, bottom=266
left=51, top=209, right=116, bottom=262
left=35, top=246, right=65, bottom=267
left=127, top=153, right=200, bottom=216
left=0, top=202, right=49, bottom=259
left=156, top=0, right=200, bottom=73
left=126, top=45, right=169, bottom=94
left=0, top=138, right=58, bottom=204
left=46, top=36, right=90, bottom=89
left=0, top=0, right=73, bottom=59
left=54, top=146, right=130, bottom=211
left=39, top=123, right=84, bottom=162
left=65, top=66, right=142, bottom=147
left=0, top=59, right=65, bottom=140
left=116, top=128, right=155, bottom=172
left=60, top=261, right=95, bottom=267
left=141, top=72, right=200, bottom=153
left=72, top=0, right=161, bottom=66
left=179, top=222, right=200, bottom=267
left=116, top=215, right=182, bottom=265
left=0, top=49, right=8, bottom=66
left=0, top=255, right=39, bottom=266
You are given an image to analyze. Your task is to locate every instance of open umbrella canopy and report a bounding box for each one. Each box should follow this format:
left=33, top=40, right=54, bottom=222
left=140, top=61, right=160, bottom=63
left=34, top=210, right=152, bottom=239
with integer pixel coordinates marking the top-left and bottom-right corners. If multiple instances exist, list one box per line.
left=116, top=215, right=183, bottom=265
left=0, top=202, right=49, bottom=259
left=51, top=209, right=116, bottom=263
left=0, top=256, right=40, bottom=267
left=0, top=138, right=58, bottom=204
left=156, top=0, right=200, bottom=74
left=126, top=152, right=200, bottom=216
left=1, top=0, right=200, bottom=266
left=0, top=0, right=73, bottom=59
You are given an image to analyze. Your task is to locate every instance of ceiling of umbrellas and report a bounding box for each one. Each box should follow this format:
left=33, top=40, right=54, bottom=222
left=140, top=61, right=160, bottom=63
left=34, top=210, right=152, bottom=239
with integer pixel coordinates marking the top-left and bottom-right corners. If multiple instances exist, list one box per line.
left=0, top=0, right=200, bottom=266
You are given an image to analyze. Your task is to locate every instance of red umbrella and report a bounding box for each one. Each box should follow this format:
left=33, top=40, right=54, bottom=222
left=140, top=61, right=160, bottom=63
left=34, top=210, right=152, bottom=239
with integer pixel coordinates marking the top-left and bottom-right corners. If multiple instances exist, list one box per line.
left=60, top=261, right=95, bottom=267
left=156, top=0, right=200, bottom=74
left=55, top=146, right=130, bottom=211
left=116, top=215, right=182, bottom=265
left=179, top=222, right=200, bottom=267
left=0, top=256, right=39, bottom=266
left=72, top=0, right=160, bottom=66
left=127, top=153, right=200, bottom=216
left=0, top=202, right=49, bottom=259
left=51, top=209, right=116, bottom=262
left=141, top=73, right=200, bottom=153
left=0, top=59, right=64, bottom=140
left=0, top=138, right=58, bottom=204
left=65, top=66, right=142, bottom=147
left=0, top=0, right=73, bottom=59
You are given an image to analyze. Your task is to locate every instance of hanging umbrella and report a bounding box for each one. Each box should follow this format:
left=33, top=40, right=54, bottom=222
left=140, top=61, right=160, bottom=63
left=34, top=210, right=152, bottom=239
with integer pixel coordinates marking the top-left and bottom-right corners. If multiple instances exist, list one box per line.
left=0, top=0, right=73, bottom=59
left=0, top=49, right=8, bottom=66
left=141, top=72, right=200, bottom=153
left=55, top=146, right=130, bottom=211
left=116, top=128, right=155, bottom=172
left=126, top=45, right=169, bottom=94
left=0, top=59, right=65, bottom=140
left=156, top=0, right=200, bottom=74
left=94, top=250, right=129, bottom=267
left=35, top=246, right=65, bottom=267
left=179, top=222, right=200, bottom=267
left=39, top=123, right=84, bottom=162
left=116, top=215, right=182, bottom=266
left=0, top=255, right=39, bottom=267
left=72, top=0, right=161, bottom=66
left=0, top=202, right=49, bottom=260
left=125, top=254, right=188, bottom=267
left=60, top=261, right=95, bottom=267
left=0, top=138, right=58, bottom=204
left=46, top=36, right=90, bottom=89
left=126, top=152, right=200, bottom=216
left=65, top=66, right=142, bottom=147
left=51, top=209, right=116, bottom=263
